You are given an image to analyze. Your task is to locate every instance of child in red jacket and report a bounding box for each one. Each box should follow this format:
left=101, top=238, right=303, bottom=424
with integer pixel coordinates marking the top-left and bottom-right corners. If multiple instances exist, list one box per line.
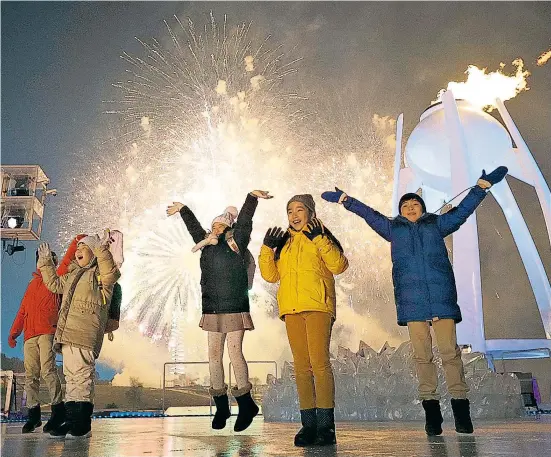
left=8, top=235, right=85, bottom=433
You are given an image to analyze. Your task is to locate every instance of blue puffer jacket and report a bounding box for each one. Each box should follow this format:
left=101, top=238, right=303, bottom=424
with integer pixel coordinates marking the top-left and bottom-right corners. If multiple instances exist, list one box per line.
left=343, top=186, right=487, bottom=325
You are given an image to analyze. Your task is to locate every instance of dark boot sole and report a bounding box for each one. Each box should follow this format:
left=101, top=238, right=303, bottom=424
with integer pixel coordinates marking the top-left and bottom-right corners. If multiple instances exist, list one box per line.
left=212, top=417, right=231, bottom=430
left=22, top=421, right=42, bottom=434
left=234, top=407, right=259, bottom=432
left=294, top=441, right=317, bottom=447
left=66, top=431, right=92, bottom=439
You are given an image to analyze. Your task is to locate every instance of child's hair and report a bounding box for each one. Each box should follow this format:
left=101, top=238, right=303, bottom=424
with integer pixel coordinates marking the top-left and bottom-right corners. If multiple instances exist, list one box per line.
left=399, top=193, right=427, bottom=214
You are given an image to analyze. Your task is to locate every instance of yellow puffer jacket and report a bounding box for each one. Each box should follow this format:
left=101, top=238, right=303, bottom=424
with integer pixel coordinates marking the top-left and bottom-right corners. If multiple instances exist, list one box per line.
left=259, top=229, right=348, bottom=319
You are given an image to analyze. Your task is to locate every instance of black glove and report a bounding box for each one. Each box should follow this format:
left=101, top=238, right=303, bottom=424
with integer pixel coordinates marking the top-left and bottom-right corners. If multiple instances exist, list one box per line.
left=480, top=166, right=508, bottom=186
left=264, top=227, right=285, bottom=249
left=303, top=218, right=324, bottom=241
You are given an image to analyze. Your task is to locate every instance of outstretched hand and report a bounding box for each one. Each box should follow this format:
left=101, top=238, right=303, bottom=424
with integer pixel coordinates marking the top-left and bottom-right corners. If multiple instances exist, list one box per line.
left=478, top=166, right=508, bottom=189
left=38, top=242, right=52, bottom=260
left=264, top=227, right=285, bottom=249
left=303, top=218, right=325, bottom=241
left=250, top=190, right=273, bottom=199
left=321, top=187, right=347, bottom=204
left=166, top=202, right=185, bottom=216
left=100, top=229, right=112, bottom=246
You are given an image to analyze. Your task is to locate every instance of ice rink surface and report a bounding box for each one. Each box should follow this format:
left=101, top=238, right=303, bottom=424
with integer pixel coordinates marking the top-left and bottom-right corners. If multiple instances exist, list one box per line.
left=2, top=416, right=550, bottom=457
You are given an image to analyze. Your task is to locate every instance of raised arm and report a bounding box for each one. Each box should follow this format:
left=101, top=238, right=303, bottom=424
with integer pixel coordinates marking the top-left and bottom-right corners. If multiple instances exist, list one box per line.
left=437, top=167, right=508, bottom=237
left=258, top=227, right=284, bottom=283
left=167, top=202, right=207, bottom=244
left=232, top=193, right=259, bottom=250
left=94, top=243, right=121, bottom=287
left=303, top=219, right=349, bottom=275
left=37, top=243, right=68, bottom=294
left=322, top=187, right=391, bottom=242
left=343, top=198, right=392, bottom=242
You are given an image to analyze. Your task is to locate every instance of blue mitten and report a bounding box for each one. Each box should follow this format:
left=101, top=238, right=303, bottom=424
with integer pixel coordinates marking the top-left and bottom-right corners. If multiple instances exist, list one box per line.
left=480, top=166, right=508, bottom=186
left=321, top=187, right=346, bottom=203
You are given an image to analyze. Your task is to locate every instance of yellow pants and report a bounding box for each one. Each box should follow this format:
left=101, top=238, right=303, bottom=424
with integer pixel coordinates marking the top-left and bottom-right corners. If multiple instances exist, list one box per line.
left=407, top=319, right=469, bottom=400
left=285, top=311, right=335, bottom=409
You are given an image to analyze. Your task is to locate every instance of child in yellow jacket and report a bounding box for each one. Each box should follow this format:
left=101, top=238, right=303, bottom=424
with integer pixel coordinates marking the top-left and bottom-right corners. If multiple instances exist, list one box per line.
left=259, top=194, right=348, bottom=447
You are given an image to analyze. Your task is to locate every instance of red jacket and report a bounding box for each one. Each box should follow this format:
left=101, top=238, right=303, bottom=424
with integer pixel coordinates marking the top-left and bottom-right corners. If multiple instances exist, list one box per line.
left=8, top=235, right=86, bottom=343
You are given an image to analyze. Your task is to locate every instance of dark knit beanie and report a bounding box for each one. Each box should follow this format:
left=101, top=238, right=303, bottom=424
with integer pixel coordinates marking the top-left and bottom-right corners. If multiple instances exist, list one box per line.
left=287, top=194, right=316, bottom=219
left=399, top=193, right=427, bottom=214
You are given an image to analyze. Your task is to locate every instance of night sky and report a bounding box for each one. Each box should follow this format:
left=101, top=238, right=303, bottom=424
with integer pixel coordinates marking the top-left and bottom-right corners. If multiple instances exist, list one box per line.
left=2, top=2, right=550, bottom=378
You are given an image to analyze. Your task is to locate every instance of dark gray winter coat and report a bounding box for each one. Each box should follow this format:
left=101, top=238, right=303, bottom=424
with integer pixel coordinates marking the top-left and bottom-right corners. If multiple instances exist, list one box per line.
left=180, top=194, right=258, bottom=314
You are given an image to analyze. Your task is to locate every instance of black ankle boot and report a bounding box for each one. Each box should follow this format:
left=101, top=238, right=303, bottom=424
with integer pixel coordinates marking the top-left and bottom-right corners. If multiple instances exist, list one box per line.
left=43, top=402, right=66, bottom=433
left=22, top=405, right=42, bottom=433
left=232, top=384, right=259, bottom=432
left=294, top=409, right=317, bottom=447
left=315, top=408, right=336, bottom=445
left=210, top=386, right=231, bottom=430
left=422, top=400, right=443, bottom=436
left=49, top=401, right=75, bottom=438
left=451, top=398, right=474, bottom=434
left=66, top=402, right=93, bottom=439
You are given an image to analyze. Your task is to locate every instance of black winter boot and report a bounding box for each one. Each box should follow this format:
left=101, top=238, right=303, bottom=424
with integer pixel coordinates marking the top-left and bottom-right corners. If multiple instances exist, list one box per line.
left=232, top=383, right=259, bottom=432
left=294, top=409, right=317, bottom=447
left=210, top=386, right=231, bottom=430
left=49, top=401, right=75, bottom=438
left=43, top=402, right=66, bottom=433
left=422, top=400, right=443, bottom=436
left=451, top=398, right=474, bottom=434
left=316, top=408, right=337, bottom=446
left=66, top=402, right=93, bottom=439
left=22, top=405, right=42, bottom=433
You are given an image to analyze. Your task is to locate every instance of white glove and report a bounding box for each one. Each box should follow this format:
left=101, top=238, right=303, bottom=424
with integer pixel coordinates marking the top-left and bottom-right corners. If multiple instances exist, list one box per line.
left=38, top=242, right=52, bottom=260
left=81, top=235, right=102, bottom=252
left=100, top=229, right=112, bottom=246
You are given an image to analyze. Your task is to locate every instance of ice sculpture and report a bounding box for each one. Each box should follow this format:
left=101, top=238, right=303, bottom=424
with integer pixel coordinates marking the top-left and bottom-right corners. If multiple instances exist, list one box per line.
left=262, top=341, right=523, bottom=421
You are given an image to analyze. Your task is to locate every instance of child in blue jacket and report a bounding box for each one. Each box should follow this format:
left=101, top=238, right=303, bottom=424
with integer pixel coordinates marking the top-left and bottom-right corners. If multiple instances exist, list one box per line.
left=321, top=166, right=507, bottom=436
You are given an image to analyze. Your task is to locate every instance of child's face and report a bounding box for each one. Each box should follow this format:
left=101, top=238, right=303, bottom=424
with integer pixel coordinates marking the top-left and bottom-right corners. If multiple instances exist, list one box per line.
left=287, top=202, right=309, bottom=231
left=75, top=244, right=94, bottom=267
left=400, top=199, right=423, bottom=222
left=211, top=222, right=228, bottom=236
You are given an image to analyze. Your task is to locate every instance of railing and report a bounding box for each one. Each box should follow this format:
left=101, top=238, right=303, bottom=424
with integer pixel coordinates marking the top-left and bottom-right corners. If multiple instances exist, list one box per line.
left=162, top=360, right=277, bottom=415
left=162, top=361, right=211, bottom=414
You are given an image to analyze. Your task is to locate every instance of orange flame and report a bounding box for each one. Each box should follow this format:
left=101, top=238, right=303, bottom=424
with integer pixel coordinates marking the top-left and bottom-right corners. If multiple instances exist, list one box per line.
left=434, top=59, right=530, bottom=111
left=536, top=48, right=551, bottom=66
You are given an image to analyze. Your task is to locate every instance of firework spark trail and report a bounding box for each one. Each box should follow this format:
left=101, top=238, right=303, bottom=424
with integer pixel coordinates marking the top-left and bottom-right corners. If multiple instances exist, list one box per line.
left=536, top=48, right=551, bottom=66
left=59, top=13, right=403, bottom=383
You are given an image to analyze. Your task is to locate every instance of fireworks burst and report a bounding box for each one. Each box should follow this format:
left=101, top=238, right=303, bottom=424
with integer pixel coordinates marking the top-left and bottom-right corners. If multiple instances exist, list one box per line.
left=61, top=12, right=309, bottom=341
left=59, top=12, right=400, bottom=364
